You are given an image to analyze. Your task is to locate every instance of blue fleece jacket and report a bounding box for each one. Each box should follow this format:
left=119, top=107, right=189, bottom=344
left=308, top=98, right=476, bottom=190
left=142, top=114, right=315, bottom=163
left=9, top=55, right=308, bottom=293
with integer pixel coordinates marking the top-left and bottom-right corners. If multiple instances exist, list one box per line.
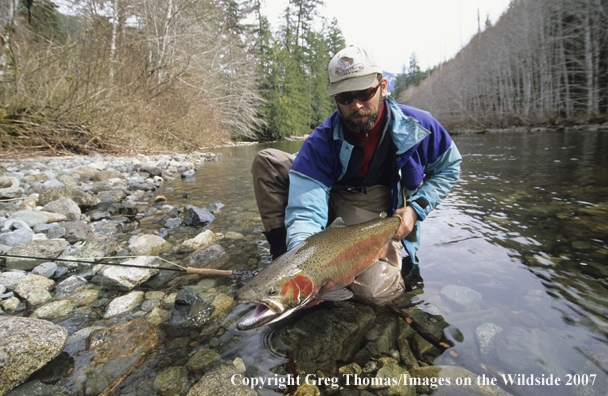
left=285, top=96, right=462, bottom=264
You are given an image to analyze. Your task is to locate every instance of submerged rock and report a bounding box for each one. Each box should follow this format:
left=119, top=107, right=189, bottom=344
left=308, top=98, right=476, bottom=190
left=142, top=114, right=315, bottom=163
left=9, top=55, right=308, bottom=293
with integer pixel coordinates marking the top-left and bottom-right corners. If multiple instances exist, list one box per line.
left=278, top=301, right=376, bottom=374
left=187, top=363, right=256, bottom=396
left=185, top=243, right=229, bottom=269
left=167, top=289, right=215, bottom=336
left=186, top=348, right=221, bottom=373
left=183, top=206, right=215, bottom=227
left=154, top=366, right=189, bottom=396
left=81, top=319, right=164, bottom=396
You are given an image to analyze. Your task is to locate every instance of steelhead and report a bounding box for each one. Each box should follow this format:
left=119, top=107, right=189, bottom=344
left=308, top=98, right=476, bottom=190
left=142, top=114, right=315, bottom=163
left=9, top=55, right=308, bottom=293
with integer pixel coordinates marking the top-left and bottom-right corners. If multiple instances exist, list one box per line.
left=235, top=215, right=401, bottom=330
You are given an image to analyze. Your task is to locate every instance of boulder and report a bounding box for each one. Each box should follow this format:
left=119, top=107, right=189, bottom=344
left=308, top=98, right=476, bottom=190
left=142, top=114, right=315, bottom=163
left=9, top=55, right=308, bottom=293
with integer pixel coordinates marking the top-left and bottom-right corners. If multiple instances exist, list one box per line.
left=38, top=187, right=99, bottom=207
left=42, top=197, right=81, bottom=221
left=0, top=316, right=68, bottom=395
left=5, top=239, right=69, bottom=270
left=128, top=234, right=173, bottom=256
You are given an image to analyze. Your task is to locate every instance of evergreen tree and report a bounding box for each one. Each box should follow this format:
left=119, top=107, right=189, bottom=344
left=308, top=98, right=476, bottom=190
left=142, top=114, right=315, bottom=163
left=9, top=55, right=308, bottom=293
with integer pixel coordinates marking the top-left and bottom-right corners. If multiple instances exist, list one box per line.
left=255, top=0, right=345, bottom=139
left=18, top=0, right=65, bottom=43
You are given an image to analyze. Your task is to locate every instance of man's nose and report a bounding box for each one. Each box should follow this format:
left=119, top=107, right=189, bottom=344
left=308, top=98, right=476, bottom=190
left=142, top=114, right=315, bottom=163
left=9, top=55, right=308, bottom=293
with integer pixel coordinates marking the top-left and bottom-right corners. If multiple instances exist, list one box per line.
left=351, top=99, right=365, bottom=109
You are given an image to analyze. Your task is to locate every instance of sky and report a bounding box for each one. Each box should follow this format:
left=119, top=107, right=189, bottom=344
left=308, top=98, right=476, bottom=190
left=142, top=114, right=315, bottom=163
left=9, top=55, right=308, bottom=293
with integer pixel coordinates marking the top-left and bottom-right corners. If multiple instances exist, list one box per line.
left=262, top=0, right=512, bottom=74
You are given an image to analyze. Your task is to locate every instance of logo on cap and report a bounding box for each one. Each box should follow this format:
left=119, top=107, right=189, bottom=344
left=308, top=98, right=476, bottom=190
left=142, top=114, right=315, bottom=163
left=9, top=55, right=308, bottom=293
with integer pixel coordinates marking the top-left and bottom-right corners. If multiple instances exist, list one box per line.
left=335, top=56, right=365, bottom=77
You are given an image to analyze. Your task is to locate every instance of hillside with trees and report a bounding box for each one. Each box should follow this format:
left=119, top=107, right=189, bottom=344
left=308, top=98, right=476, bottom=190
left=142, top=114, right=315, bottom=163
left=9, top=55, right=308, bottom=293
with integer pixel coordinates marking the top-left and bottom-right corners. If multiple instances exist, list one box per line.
left=395, top=0, right=608, bottom=130
left=0, top=0, right=343, bottom=155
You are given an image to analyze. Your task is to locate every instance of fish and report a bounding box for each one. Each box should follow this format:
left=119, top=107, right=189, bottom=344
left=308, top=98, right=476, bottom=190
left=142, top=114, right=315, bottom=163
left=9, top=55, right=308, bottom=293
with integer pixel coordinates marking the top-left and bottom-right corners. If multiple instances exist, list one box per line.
left=235, top=214, right=402, bottom=330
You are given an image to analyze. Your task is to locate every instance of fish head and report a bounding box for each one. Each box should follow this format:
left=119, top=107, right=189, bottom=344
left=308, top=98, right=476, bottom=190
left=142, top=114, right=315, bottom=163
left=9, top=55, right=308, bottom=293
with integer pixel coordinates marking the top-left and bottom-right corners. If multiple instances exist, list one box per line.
left=235, top=269, right=317, bottom=330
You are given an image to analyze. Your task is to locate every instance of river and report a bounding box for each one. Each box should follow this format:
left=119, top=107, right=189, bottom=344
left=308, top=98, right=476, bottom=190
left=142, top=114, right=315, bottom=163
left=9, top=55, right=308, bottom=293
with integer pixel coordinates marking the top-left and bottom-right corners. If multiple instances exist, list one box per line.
left=156, top=130, right=608, bottom=396
left=11, top=130, right=606, bottom=396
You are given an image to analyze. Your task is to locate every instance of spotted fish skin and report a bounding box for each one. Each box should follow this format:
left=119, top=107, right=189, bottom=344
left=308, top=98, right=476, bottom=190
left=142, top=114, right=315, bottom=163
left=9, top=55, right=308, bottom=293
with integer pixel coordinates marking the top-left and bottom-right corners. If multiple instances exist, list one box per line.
left=235, top=215, right=401, bottom=330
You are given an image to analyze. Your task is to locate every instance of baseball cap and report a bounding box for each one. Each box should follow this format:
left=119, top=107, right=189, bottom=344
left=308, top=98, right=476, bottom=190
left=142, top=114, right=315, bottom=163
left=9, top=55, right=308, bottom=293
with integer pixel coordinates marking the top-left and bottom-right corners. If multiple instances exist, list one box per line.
left=327, top=46, right=382, bottom=96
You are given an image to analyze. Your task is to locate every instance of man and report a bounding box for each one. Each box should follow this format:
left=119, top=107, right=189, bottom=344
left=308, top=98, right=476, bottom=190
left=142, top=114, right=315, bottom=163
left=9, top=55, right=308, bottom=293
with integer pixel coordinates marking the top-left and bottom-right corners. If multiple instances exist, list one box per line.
left=252, top=46, right=461, bottom=304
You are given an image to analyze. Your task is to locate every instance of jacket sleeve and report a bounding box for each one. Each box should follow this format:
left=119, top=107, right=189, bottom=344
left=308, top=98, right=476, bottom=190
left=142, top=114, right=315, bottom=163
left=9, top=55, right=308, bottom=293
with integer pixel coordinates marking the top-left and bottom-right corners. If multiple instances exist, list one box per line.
left=285, top=170, right=331, bottom=250
left=408, top=140, right=462, bottom=221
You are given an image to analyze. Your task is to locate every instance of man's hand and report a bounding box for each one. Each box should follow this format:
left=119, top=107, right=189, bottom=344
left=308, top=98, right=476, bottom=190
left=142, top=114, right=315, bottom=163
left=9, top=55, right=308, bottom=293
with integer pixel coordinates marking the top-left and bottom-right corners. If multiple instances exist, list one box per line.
left=393, top=206, right=417, bottom=240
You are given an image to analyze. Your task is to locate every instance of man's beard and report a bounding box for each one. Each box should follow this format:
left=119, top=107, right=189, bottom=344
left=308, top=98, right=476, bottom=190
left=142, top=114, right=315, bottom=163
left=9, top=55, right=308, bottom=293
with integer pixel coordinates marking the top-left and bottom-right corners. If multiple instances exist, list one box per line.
left=337, top=94, right=383, bottom=134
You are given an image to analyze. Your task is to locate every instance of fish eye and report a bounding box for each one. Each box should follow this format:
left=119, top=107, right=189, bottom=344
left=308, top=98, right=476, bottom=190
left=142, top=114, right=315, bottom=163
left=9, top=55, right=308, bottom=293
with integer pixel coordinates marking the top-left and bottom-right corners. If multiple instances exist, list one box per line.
left=266, top=286, right=277, bottom=296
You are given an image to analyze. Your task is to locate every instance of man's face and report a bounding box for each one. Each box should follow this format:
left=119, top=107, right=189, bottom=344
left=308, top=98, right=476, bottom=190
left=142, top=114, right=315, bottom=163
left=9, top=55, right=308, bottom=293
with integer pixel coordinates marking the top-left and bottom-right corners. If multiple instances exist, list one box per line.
left=335, top=78, right=387, bottom=134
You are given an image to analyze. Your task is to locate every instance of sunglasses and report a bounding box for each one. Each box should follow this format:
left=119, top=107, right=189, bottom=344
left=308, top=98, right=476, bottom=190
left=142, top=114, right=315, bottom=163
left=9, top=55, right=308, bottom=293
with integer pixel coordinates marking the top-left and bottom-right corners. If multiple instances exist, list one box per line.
left=334, top=81, right=382, bottom=105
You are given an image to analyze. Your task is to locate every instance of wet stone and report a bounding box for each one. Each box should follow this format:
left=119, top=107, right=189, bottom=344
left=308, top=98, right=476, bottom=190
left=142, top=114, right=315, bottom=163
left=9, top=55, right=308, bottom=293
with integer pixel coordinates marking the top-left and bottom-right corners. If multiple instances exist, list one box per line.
left=70, top=234, right=120, bottom=259
left=57, top=221, right=94, bottom=243
left=38, top=186, right=98, bottom=207
left=5, top=239, right=70, bottom=270
left=372, top=363, right=415, bottom=396
left=186, top=348, right=221, bottom=373
left=279, top=301, right=376, bottom=374
left=142, top=299, right=160, bottom=312
left=147, top=306, right=171, bottom=325
left=186, top=363, right=256, bottom=396
left=0, top=226, right=35, bottom=247
left=0, top=271, right=26, bottom=291
left=440, top=284, right=482, bottom=311
left=167, top=289, right=215, bottom=336
left=8, top=210, right=49, bottom=228
left=96, top=256, right=160, bottom=290
left=14, top=274, right=55, bottom=301
left=42, top=197, right=81, bottom=221
left=183, top=206, right=215, bottom=227
left=104, top=291, right=144, bottom=318
left=32, top=261, right=58, bottom=278
left=476, top=322, right=503, bottom=356
left=33, top=300, right=74, bottom=319
left=67, top=288, right=99, bottom=307
left=185, top=243, right=229, bottom=270
left=154, top=366, right=189, bottom=396
left=176, top=230, right=214, bottom=254
left=26, top=288, right=53, bottom=305
left=1, top=297, right=20, bottom=310
left=55, top=276, right=88, bottom=297
left=128, top=234, right=173, bottom=256
left=0, top=316, right=68, bottom=396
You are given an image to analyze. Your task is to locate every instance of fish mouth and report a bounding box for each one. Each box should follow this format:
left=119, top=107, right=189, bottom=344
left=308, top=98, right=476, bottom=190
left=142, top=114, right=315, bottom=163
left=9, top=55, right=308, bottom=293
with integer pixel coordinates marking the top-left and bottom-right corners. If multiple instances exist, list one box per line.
left=236, top=300, right=283, bottom=330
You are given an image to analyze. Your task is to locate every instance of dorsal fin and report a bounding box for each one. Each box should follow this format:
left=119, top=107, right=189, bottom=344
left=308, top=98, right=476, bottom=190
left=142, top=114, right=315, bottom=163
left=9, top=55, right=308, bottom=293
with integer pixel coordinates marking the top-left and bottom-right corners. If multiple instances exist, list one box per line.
left=328, top=217, right=347, bottom=227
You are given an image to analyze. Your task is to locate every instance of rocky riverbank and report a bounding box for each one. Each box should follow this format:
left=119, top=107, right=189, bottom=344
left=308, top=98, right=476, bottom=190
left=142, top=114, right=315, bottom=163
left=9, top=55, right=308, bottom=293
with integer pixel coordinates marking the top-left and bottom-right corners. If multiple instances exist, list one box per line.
left=0, top=152, right=518, bottom=396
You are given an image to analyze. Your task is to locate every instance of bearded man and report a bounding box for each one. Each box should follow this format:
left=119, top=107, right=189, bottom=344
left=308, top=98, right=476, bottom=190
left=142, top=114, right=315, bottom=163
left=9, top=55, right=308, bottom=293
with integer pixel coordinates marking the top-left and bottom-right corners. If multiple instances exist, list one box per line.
left=251, top=46, right=461, bottom=304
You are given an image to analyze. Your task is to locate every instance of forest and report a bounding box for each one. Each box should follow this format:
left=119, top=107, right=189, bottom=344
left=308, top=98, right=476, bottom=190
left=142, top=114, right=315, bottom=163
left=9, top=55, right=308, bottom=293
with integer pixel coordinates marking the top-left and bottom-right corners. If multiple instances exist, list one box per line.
left=395, top=0, right=608, bottom=130
left=1, top=0, right=606, bottom=155
left=0, top=0, right=343, bottom=154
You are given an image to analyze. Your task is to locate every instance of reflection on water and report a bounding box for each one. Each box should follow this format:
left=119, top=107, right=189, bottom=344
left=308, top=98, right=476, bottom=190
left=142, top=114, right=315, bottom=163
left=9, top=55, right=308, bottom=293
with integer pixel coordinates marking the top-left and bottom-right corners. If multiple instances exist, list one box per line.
left=161, top=133, right=608, bottom=395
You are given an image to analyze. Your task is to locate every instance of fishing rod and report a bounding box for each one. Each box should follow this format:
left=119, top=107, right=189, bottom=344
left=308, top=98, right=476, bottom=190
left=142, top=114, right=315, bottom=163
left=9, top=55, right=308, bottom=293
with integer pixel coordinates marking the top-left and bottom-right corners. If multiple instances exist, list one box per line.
left=0, top=254, right=233, bottom=276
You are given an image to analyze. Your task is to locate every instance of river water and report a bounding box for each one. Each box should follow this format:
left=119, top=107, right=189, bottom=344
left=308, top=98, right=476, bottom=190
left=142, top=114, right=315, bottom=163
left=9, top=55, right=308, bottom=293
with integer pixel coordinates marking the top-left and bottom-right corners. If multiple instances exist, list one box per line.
left=155, top=130, right=608, bottom=395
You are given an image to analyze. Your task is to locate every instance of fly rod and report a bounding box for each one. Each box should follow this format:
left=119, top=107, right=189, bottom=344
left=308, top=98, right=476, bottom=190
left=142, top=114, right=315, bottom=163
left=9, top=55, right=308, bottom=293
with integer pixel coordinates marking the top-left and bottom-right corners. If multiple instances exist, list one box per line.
left=0, top=254, right=233, bottom=276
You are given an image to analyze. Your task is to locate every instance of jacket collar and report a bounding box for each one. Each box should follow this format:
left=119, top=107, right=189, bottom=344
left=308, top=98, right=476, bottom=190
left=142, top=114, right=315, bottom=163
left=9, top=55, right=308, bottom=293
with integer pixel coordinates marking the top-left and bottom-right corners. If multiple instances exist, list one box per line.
left=386, top=96, right=430, bottom=155
left=332, top=96, right=430, bottom=155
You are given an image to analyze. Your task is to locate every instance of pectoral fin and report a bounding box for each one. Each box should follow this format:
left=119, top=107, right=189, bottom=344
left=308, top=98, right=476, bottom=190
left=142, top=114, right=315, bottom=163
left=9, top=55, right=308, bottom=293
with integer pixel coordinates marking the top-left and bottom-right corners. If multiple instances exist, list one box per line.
left=328, top=217, right=347, bottom=227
